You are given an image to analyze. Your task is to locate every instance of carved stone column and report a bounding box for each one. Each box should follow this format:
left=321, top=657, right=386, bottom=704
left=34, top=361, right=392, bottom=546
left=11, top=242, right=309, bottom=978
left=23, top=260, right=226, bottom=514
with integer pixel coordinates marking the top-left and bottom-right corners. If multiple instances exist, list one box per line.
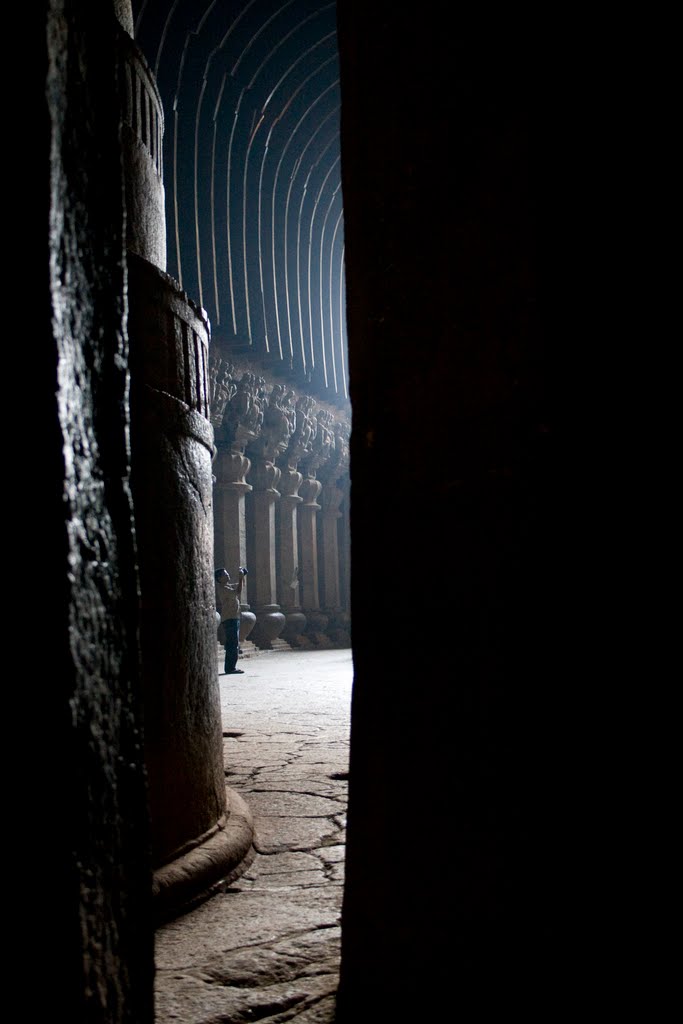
left=211, top=369, right=273, bottom=647
left=277, top=466, right=307, bottom=645
left=298, top=409, right=339, bottom=644
left=339, top=475, right=351, bottom=617
left=327, top=483, right=352, bottom=643
left=275, top=393, right=316, bottom=644
left=120, top=6, right=254, bottom=919
left=214, top=448, right=256, bottom=644
left=298, top=475, right=328, bottom=642
left=245, top=457, right=287, bottom=648
left=118, top=22, right=166, bottom=271
left=319, top=421, right=351, bottom=646
left=321, top=480, right=342, bottom=610
left=127, top=254, right=254, bottom=920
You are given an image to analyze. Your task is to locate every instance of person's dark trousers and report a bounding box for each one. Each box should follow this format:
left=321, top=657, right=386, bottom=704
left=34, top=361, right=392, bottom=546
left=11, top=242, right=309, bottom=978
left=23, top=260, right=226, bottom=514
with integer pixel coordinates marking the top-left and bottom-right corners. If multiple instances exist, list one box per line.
left=223, top=617, right=240, bottom=673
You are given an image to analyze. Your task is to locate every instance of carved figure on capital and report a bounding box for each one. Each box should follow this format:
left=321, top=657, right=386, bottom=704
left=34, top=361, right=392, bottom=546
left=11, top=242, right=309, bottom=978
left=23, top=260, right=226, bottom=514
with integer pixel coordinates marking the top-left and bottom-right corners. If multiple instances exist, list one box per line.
left=337, top=421, right=351, bottom=473
left=302, top=408, right=334, bottom=478
left=208, top=356, right=237, bottom=430
left=281, top=394, right=317, bottom=471
left=320, top=417, right=351, bottom=483
left=252, top=377, right=268, bottom=429
left=264, top=384, right=295, bottom=456
left=317, top=410, right=335, bottom=457
left=283, top=389, right=297, bottom=434
left=221, top=372, right=265, bottom=452
left=245, top=385, right=290, bottom=464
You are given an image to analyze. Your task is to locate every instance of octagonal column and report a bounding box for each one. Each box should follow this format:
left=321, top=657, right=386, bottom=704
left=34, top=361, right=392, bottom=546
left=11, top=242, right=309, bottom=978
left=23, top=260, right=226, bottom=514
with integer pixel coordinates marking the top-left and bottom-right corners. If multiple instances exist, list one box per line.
left=321, top=480, right=342, bottom=611
left=245, top=458, right=286, bottom=648
left=317, top=420, right=350, bottom=646
left=320, top=478, right=350, bottom=645
left=339, top=476, right=351, bottom=616
left=298, top=475, right=328, bottom=642
left=277, top=466, right=307, bottom=645
left=214, top=449, right=256, bottom=644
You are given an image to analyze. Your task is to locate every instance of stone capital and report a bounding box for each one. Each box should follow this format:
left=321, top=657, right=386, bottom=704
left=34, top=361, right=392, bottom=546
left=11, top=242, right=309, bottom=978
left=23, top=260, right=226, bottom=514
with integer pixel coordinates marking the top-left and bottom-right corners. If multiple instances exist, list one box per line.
left=322, top=481, right=344, bottom=517
left=299, top=476, right=322, bottom=506
left=216, top=449, right=251, bottom=488
left=279, top=465, right=303, bottom=498
left=248, top=458, right=282, bottom=494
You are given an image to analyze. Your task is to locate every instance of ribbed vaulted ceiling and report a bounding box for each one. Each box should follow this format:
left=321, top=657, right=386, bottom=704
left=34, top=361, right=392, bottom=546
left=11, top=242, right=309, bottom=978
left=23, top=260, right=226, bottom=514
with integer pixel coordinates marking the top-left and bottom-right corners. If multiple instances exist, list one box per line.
left=131, top=0, right=346, bottom=402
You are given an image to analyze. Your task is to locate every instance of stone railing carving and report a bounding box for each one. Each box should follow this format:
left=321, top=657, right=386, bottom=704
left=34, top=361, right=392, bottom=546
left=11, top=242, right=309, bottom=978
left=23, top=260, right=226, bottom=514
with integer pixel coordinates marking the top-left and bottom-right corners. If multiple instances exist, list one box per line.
left=127, top=256, right=211, bottom=423
left=119, top=32, right=164, bottom=180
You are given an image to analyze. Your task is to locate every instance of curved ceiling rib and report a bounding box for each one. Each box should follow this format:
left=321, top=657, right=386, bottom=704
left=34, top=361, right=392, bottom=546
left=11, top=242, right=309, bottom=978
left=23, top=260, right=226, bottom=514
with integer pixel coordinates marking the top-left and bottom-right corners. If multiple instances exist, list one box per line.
left=132, top=0, right=347, bottom=402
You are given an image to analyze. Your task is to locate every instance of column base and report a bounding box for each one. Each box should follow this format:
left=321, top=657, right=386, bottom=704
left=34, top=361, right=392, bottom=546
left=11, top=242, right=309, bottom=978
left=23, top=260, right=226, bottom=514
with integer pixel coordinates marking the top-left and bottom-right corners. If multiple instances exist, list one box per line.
left=326, top=609, right=351, bottom=647
left=239, top=609, right=257, bottom=642
left=301, top=610, right=331, bottom=647
left=249, top=605, right=287, bottom=650
left=152, top=786, right=255, bottom=924
left=280, top=610, right=307, bottom=646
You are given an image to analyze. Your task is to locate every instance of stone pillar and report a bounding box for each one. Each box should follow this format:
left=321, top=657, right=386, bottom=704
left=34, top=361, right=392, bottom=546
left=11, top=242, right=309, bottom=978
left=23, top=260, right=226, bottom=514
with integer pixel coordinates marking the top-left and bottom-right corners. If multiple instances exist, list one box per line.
left=277, top=466, right=307, bottom=644
left=320, top=478, right=350, bottom=645
left=339, top=476, right=351, bottom=616
left=298, top=475, right=328, bottom=642
left=297, top=409, right=339, bottom=644
left=319, top=420, right=351, bottom=645
left=121, top=7, right=254, bottom=917
left=211, top=369, right=276, bottom=647
left=245, top=457, right=287, bottom=648
left=38, top=3, right=154, bottom=1014
left=321, top=480, right=342, bottom=610
left=335, top=10, right=559, bottom=1017
left=118, top=24, right=166, bottom=271
left=127, top=255, right=254, bottom=920
left=214, top=448, right=256, bottom=644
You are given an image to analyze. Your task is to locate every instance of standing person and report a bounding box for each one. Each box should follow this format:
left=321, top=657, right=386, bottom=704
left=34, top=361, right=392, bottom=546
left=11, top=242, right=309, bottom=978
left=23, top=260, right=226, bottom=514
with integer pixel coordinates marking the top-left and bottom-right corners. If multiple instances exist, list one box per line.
left=214, top=566, right=247, bottom=675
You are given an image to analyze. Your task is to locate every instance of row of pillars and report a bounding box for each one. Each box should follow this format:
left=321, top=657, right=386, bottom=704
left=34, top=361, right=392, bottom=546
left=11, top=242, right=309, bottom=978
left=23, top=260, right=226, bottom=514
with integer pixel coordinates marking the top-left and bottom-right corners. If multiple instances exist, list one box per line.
left=213, top=444, right=351, bottom=650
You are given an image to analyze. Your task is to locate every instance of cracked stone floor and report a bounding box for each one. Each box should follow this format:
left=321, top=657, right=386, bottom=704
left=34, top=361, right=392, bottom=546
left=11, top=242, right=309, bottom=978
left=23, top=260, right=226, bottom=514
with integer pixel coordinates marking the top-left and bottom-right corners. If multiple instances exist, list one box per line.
left=154, top=647, right=353, bottom=1023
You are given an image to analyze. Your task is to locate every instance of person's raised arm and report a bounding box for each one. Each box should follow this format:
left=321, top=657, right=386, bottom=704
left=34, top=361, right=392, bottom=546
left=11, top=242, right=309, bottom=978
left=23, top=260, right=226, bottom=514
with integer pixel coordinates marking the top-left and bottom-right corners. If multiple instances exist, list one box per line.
left=237, top=566, right=248, bottom=596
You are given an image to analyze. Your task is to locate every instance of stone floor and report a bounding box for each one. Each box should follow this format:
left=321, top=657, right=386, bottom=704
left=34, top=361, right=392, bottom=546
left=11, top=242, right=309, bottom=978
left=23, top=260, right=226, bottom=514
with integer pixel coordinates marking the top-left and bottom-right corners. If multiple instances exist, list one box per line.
left=154, top=647, right=353, bottom=1023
